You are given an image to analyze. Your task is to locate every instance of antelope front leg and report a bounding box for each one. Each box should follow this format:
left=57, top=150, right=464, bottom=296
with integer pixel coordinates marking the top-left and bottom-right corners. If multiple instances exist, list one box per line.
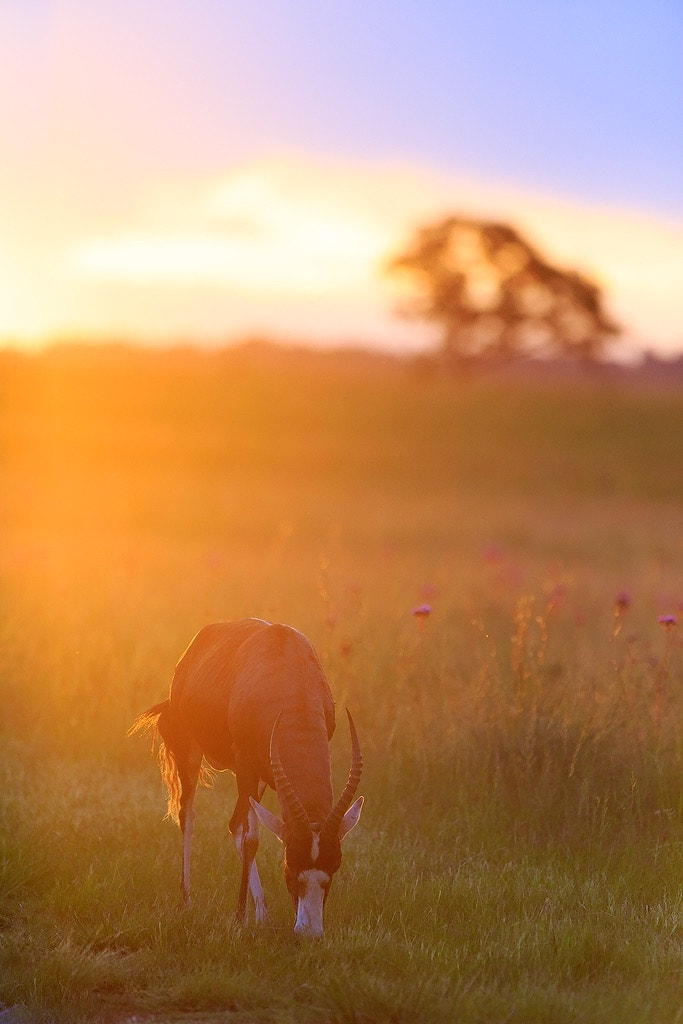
left=233, top=805, right=269, bottom=924
left=246, top=817, right=269, bottom=925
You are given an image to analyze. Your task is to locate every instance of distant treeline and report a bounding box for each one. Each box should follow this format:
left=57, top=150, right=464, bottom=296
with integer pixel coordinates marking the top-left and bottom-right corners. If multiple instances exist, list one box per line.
left=1, top=336, right=682, bottom=388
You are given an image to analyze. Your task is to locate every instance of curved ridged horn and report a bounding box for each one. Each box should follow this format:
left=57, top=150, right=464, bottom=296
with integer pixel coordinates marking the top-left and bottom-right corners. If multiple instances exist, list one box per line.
left=269, top=711, right=311, bottom=835
left=320, top=709, right=362, bottom=843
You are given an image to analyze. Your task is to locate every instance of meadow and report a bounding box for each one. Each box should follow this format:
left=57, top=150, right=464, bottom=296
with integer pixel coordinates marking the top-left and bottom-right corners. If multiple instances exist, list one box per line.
left=0, top=342, right=681, bottom=1024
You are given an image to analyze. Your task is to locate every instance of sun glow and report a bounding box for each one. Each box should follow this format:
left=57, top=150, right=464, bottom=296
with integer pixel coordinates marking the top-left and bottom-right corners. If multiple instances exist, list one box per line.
left=70, top=165, right=391, bottom=297
left=2, top=155, right=682, bottom=355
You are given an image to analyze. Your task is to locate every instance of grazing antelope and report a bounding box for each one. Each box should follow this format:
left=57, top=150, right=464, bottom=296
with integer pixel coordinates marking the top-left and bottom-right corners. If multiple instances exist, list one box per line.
left=129, top=618, right=363, bottom=938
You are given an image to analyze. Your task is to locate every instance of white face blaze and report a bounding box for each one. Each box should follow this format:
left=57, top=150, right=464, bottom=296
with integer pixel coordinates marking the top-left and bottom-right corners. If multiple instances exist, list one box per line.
left=293, top=832, right=328, bottom=938
left=310, top=832, right=320, bottom=862
left=295, top=868, right=330, bottom=938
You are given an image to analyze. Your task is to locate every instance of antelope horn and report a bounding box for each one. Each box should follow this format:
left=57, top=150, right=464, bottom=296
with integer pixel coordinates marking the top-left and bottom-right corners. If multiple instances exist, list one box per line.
left=320, top=709, right=362, bottom=843
left=269, top=711, right=311, bottom=835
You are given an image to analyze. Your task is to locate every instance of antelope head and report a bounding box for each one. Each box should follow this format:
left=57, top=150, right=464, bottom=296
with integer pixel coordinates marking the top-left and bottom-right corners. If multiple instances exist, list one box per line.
left=250, top=709, right=363, bottom=938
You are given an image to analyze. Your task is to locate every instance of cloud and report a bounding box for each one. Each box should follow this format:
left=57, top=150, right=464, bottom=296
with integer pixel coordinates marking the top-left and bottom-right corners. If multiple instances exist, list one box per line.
left=69, top=158, right=395, bottom=299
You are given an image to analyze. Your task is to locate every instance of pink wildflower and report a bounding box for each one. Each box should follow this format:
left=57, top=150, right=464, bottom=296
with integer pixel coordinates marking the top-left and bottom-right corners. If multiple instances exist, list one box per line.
left=483, top=543, right=504, bottom=564
left=658, top=615, right=676, bottom=630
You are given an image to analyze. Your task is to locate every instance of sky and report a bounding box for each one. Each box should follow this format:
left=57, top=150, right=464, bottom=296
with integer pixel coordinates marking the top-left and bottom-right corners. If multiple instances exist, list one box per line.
left=1, top=0, right=682, bottom=359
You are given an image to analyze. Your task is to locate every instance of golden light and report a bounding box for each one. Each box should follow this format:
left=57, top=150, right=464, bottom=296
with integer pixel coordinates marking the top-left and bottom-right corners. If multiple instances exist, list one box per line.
left=68, top=162, right=394, bottom=298
left=1, top=155, right=682, bottom=355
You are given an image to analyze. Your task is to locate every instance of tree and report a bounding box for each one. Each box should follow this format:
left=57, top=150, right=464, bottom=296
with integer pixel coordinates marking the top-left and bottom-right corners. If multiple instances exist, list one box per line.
left=387, top=216, right=620, bottom=368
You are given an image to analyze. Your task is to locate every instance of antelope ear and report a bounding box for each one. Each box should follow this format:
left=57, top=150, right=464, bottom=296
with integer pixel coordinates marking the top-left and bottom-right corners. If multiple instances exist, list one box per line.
left=250, top=797, right=284, bottom=841
left=339, top=795, right=364, bottom=841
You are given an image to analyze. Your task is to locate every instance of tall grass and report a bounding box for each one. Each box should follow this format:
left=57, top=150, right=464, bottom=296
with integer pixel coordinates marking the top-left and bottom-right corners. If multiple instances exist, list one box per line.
left=0, top=345, right=681, bottom=1023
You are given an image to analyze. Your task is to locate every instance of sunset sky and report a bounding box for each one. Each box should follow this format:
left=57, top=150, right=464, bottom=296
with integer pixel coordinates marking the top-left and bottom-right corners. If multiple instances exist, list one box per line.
left=1, top=0, right=682, bottom=358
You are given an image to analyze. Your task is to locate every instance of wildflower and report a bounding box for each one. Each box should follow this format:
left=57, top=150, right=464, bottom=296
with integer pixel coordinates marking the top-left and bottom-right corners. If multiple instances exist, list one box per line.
left=547, top=582, right=567, bottom=612
left=339, top=640, right=353, bottom=660
left=412, top=604, right=432, bottom=619
left=483, top=543, right=504, bottom=564
left=658, top=615, right=676, bottom=630
left=614, top=591, right=632, bottom=615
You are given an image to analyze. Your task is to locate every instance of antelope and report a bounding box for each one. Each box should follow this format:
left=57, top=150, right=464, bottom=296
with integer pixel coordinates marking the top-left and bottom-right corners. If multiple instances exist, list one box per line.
left=129, top=618, right=363, bottom=938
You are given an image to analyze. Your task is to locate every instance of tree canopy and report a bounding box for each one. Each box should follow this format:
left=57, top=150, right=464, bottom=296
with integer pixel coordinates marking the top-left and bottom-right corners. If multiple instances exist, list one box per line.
left=388, top=216, right=620, bottom=367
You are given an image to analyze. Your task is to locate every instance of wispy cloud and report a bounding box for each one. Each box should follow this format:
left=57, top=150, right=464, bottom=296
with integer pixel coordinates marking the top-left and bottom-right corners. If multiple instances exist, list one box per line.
left=69, top=160, right=392, bottom=297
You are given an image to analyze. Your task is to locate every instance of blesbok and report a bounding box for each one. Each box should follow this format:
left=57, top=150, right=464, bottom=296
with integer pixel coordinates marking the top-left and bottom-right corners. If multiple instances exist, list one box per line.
left=129, top=618, right=363, bottom=937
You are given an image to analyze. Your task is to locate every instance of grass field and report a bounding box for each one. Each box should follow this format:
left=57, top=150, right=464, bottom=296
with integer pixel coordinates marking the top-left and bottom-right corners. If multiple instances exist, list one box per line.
left=0, top=343, right=681, bottom=1023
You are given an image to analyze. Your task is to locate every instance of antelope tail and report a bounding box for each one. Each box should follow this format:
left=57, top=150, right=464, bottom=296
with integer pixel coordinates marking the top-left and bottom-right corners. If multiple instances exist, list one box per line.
left=127, top=700, right=170, bottom=738
left=128, top=700, right=183, bottom=826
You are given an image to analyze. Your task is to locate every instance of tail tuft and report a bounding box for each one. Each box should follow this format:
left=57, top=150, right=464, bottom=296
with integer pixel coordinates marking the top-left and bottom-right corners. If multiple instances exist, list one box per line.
left=129, top=700, right=182, bottom=825
left=127, top=701, right=169, bottom=739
